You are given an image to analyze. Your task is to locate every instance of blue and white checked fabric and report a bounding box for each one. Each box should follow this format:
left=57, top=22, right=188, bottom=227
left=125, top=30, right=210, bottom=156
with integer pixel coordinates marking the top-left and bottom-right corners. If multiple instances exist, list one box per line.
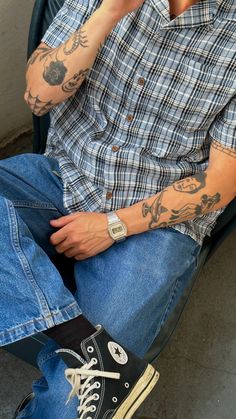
left=41, top=0, right=236, bottom=244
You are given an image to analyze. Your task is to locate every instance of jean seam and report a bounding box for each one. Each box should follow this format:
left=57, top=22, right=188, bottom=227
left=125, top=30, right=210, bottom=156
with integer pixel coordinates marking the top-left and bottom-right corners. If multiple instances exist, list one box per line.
left=159, top=256, right=196, bottom=330
left=0, top=302, right=79, bottom=334
left=12, top=200, right=59, bottom=211
left=0, top=302, right=81, bottom=346
left=159, top=277, right=181, bottom=330
left=6, top=199, right=53, bottom=320
left=38, top=351, right=61, bottom=368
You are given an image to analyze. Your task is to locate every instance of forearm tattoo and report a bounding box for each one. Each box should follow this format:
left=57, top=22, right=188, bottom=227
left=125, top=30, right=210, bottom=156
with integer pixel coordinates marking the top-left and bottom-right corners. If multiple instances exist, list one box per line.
left=27, top=29, right=89, bottom=88
left=42, top=49, right=68, bottom=86
left=142, top=191, right=221, bottom=230
left=211, top=140, right=236, bottom=158
left=27, top=46, right=68, bottom=86
left=173, top=172, right=207, bottom=194
left=24, top=89, right=58, bottom=116
left=62, top=68, right=90, bottom=93
left=26, top=46, right=52, bottom=71
left=142, top=191, right=168, bottom=229
left=63, top=29, right=89, bottom=55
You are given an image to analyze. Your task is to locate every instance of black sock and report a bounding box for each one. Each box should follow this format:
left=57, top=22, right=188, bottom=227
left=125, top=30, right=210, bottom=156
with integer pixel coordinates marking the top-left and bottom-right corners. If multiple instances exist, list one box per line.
left=45, top=315, right=97, bottom=358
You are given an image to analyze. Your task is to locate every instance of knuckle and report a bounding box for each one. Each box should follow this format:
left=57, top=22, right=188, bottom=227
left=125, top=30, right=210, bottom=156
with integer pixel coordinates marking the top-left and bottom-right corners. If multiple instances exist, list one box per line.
left=69, top=234, right=78, bottom=244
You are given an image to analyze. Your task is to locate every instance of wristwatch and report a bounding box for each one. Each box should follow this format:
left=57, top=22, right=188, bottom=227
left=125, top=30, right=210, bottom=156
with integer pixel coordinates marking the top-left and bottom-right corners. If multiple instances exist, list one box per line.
left=107, top=211, right=127, bottom=243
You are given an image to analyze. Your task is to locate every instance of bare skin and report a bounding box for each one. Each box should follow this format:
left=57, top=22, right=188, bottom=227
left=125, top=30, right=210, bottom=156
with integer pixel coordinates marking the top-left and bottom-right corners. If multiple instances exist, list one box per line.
left=25, top=0, right=145, bottom=116
left=24, top=1, right=236, bottom=260
left=50, top=141, right=236, bottom=260
left=169, top=0, right=200, bottom=19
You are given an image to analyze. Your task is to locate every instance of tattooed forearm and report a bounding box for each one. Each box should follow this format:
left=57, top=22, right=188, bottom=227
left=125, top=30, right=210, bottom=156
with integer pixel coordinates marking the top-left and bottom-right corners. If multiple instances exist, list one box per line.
left=62, top=68, right=90, bottom=93
left=173, top=172, right=207, bottom=194
left=27, top=30, right=89, bottom=87
left=24, top=89, right=58, bottom=116
left=63, top=29, right=89, bottom=55
left=142, top=191, right=221, bottom=230
left=211, top=140, right=236, bottom=158
left=142, top=190, right=168, bottom=229
left=25, top=8, right=119, bottom=111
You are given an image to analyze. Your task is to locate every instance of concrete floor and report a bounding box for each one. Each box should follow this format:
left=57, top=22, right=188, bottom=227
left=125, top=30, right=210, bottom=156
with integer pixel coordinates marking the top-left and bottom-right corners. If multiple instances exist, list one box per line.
left=0, top=138, right=235, bottom=419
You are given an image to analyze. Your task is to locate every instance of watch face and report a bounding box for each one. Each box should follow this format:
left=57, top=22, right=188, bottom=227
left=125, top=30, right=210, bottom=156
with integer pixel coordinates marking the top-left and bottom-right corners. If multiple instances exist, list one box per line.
left=109, top=222, right=127, bottom=240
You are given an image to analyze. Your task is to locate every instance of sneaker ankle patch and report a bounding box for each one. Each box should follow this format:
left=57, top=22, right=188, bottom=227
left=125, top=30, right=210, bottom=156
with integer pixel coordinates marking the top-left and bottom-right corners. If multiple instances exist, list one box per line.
left=107, top=342, right=128, bottom=365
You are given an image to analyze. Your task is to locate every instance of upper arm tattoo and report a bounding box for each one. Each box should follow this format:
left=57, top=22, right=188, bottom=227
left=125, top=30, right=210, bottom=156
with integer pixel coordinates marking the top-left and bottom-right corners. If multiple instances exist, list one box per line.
left=211, top=140, right=236, bottom=158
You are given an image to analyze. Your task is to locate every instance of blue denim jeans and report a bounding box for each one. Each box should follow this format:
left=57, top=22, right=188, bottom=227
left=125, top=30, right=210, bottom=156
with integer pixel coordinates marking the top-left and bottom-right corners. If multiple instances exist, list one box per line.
left=0, top=154, right=201, bottom=418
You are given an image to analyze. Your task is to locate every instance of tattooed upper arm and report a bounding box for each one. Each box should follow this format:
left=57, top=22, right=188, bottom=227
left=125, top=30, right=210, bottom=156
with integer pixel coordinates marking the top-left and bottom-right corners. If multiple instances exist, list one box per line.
left=211, top=140, right=236, bottom=159
left=208, top=139, right=236, bottom=197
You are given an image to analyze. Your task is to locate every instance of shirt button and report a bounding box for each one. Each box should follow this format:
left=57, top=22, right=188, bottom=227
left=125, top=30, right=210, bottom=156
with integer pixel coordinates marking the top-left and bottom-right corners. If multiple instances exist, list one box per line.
left=111, top=145, right=120, bottom=152
left=106, top=192, right=113, bottom=200
left=127, top=114, right=133, bottom=122
left=138, top=77, right=145, bottom=86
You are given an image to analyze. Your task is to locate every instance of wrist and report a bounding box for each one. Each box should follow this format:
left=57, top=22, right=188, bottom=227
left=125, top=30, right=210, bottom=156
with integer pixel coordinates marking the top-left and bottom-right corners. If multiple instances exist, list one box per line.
left=97, top=6, right=122, bottom=25
left=116, top=203, right=147, bottom=237
left=97, top=5, right=124, bottom=24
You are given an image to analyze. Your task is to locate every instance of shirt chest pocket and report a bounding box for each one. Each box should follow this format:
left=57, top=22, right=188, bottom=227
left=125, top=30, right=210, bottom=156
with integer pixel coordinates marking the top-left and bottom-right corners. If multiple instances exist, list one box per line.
left=142, top=56, right=235, bottom=132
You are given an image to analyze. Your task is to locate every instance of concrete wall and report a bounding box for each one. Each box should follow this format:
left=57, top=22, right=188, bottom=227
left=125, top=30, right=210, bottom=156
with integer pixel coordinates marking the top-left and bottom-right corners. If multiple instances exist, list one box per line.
left=0, top=0, right=34, bottom=146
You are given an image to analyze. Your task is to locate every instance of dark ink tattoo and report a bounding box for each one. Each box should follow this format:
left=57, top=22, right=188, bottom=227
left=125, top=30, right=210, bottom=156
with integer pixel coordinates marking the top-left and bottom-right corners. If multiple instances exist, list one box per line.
left=211, top=140, right=236, bottom=158
left=62, top=68, right=90, bottom=93
left=173, top=172, right=207, bottom=194
left=142, top=191, right=168, bottom=229
left=143, top=192, right=221, bottom=230
left=25, top=89, right=58, bottom=116
left=43, top=59, right=68, bottom=86
left=63, top=29, right=89, bottom=55
left=166, top=193, right=221, bottom=225
left=26, top=46, right=52, bottom=71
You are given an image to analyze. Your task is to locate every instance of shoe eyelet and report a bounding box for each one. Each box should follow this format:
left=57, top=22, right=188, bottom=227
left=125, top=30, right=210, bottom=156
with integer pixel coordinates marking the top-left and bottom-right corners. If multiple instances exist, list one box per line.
left=91, top=357, right=98, bottom=365
left=112, top=397, right=118, bottom=403
left=93, top=393, right=99, bottom=401
left=87, top=346, right=94, bottom=353
left=90, top=405, right=96, bottom=412
left=125, top=382, right=130, bottom=388
left=95, top=381, right=101, bottom=389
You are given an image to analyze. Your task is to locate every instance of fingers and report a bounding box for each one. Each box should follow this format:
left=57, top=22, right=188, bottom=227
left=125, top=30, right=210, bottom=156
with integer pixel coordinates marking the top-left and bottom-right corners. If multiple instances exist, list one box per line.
left=50, top=229, right=67, bottom=246
left=55, top=239, right=72, bottom=254
left=50, top=213, right=79, bottom=227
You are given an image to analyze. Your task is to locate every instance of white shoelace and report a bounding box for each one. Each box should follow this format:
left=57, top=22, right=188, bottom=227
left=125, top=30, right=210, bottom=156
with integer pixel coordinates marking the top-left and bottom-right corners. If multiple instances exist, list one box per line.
left=56, top=348, right=120, bottom=419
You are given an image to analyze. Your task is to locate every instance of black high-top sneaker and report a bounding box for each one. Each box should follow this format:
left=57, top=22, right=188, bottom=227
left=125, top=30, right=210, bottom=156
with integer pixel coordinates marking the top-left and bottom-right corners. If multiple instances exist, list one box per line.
left=57, top=325, right=160, bottom=418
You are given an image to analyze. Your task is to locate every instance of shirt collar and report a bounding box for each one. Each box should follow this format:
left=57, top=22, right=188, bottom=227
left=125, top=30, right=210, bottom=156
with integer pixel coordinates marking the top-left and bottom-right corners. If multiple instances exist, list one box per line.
left=149, top=0, right=219, bottom=28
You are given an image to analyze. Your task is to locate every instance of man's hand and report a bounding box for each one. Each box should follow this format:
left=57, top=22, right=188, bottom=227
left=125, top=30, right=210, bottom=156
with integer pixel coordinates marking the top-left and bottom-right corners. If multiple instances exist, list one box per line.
left=50, top=212, right=114, bottom=261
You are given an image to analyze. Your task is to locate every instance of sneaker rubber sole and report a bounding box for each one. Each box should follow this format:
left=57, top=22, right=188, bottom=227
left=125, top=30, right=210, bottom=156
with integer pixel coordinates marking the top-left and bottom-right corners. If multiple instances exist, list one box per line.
left=113, top=364, right=160, bottom=418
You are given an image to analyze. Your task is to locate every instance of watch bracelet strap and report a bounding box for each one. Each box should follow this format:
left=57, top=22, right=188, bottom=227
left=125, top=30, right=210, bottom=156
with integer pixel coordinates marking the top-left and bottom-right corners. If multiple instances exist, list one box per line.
left=107, top=211, right=121, bottom=225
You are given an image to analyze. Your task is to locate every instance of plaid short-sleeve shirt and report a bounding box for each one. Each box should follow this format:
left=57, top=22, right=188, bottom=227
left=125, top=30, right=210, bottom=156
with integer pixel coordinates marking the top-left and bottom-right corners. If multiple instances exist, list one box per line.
left=42, top=0, right=236, bottom=245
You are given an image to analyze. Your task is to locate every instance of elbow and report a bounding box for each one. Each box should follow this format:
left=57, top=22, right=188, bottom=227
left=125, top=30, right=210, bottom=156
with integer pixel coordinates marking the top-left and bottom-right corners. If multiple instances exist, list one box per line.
left=24, top=88, right=52, bottom=117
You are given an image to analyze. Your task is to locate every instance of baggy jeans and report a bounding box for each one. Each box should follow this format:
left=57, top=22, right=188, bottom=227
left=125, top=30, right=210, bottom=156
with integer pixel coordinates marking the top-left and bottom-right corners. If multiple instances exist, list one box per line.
left=0, top=153, right=201, bottom=418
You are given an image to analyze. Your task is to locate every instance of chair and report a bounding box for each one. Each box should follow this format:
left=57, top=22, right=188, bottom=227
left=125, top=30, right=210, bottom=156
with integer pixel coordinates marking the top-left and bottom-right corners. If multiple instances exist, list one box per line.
left=5, top=0, right=236, bottom=366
